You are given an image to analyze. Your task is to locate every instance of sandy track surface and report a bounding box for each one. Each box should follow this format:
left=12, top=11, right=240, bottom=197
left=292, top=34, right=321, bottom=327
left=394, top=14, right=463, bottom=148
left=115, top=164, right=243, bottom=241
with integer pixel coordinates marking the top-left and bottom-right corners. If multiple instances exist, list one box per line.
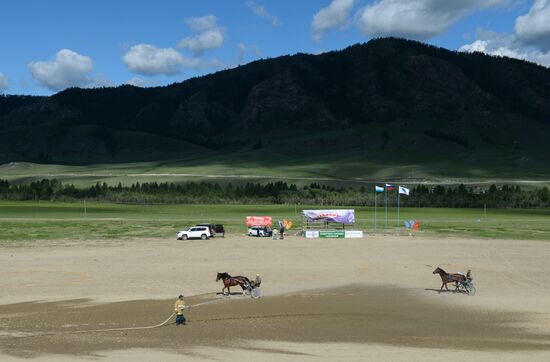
left=1, top=235, right=550, bottom=360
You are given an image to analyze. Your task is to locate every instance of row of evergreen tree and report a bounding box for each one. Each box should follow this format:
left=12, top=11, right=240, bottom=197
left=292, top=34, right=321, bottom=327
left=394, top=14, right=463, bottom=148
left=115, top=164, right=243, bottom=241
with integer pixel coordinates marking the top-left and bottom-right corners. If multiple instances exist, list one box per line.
left=0, top=179, right=548, bottom=208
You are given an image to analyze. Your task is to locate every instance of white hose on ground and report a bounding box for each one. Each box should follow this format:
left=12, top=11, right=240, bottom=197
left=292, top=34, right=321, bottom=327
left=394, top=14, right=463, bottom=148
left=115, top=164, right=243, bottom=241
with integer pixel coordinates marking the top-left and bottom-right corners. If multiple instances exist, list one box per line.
left=8, top=298, right=221, bottom=339
left=70, top=311, right=177, bottom=334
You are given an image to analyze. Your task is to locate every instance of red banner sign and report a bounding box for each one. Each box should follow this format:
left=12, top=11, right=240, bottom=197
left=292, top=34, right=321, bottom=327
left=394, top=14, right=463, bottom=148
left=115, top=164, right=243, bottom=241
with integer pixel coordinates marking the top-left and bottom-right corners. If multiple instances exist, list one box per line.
left=246, top=216, right=272, bottom=227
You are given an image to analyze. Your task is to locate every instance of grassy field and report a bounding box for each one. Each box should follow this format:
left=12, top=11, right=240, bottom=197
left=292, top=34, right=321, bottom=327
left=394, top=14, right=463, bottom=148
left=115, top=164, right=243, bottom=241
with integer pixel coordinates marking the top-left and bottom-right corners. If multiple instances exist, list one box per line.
left=2, top=150, right=550, bottom=189
left=0, top=201, right=549, bottom=244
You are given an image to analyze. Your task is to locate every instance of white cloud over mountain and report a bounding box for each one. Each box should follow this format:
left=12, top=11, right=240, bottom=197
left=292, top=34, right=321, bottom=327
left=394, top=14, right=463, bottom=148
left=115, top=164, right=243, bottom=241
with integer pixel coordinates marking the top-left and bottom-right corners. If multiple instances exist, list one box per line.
left=312, top=0, right=356, bottom=41
left=122, top=44, right=200, bottom=76
left=178, top=15, right=224, bottom=55
left=357, top=0, right=504, bottom=40
left=28, top=49, right=95, bottom=91
left=514, top=0, right=550, bottom=51
left=461, top=1, right=550, bottom=68
left=460, top=32, right=550, bottom=67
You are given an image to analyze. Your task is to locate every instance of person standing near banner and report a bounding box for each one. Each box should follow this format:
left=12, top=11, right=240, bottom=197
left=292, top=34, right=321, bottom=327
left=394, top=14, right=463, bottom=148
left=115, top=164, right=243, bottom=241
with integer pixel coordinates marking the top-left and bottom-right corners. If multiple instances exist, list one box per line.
left=278, top=219, right=284, bottom=239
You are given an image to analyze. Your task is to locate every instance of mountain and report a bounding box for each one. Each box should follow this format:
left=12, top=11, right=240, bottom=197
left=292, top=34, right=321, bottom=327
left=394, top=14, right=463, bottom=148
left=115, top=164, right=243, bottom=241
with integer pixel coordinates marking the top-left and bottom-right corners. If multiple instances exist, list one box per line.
left=1, top=37, right=550, bottom=179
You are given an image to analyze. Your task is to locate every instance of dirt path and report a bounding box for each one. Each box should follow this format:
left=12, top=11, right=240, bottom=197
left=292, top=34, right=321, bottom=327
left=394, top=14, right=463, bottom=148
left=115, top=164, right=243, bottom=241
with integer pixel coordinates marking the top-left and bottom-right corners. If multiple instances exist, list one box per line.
left=1, top=235, right=550, bottom=360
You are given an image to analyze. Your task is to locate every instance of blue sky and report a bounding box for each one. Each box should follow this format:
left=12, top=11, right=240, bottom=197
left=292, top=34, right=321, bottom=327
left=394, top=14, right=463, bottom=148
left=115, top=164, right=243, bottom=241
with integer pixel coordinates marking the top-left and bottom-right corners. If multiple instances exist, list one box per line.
left=1, top=0, right=549, bottom=96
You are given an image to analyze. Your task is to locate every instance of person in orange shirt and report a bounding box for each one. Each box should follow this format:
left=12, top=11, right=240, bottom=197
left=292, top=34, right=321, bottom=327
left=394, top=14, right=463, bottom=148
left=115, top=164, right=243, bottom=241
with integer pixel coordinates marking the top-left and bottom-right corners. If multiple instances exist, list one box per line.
left=174, top=294, right=187, bottom=326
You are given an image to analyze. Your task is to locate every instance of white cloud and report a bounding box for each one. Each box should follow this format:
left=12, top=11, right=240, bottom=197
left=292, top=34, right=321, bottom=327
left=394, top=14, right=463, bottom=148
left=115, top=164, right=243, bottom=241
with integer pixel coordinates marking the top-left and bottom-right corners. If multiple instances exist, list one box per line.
left=460, top=1, right=550, bottom=68
left=460, top=29, right=550, bottom=67
left=179, top=30, right=223, bottom=54
left=357, top=0, right=504, bottom=40
left=0, top=72, right=8, bottom=93
left=460, top=39, right=491, bottom=53
left=514, top=0, right=550, bottom=51
left=246, top=0, right=280, bottom=26
left=28, top=49, right=95, bottom=91
left=122, top=43, right=199, bottom=76
left=185, top=14, right=218, bottom=33
left=178, top=15, right=224, bottom=55
left=312, top=0, right=356, bottom=41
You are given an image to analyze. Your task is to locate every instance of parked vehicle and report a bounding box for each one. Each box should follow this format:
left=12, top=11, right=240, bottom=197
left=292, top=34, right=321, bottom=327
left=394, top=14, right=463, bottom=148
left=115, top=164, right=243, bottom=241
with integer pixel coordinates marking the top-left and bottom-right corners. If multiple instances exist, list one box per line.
left=213, top=224, right=225, bottom=237
left=195, top=223, right=225, bottom=237
left=176, top=226, right=211, bottom=240
left=248, top=226, right=272, bottom=237
left=196, top=224, right=216, bottom=237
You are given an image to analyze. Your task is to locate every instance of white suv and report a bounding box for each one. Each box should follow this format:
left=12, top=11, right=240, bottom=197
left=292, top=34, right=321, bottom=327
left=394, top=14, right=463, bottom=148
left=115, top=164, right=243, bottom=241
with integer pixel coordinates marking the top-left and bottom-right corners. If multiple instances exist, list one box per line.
left=248, top=226, right=272, bottom=237
left=176, top=226, right=211, bottom=240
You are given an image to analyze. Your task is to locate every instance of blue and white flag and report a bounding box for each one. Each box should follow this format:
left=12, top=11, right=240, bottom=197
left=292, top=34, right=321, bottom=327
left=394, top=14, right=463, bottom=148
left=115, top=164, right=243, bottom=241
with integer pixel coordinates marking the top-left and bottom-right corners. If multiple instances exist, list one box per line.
left=375, top=185, right=384, bottom=193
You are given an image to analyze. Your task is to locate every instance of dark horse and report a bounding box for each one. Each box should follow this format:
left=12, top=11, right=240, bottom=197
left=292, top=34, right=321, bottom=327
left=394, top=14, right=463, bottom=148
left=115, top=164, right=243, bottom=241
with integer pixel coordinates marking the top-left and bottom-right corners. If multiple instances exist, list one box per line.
left=216, top=272, right=251, bottom=296
left=433, top=267, right=467, bottom=292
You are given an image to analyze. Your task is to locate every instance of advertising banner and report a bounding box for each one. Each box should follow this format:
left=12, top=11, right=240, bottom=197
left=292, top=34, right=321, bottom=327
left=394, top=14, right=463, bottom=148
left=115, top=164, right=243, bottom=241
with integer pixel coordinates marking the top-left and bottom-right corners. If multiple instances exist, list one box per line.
left=302, top=209, right=355, bottom=224
left=318, top=230, right=345, bottom=238
left=246, top=216, right=272, bottom=227
left=344, top=230, right=363, bottom=238
left=304, top=230, right=363, bottom=238
left=305, top=230, right=319, bottom=238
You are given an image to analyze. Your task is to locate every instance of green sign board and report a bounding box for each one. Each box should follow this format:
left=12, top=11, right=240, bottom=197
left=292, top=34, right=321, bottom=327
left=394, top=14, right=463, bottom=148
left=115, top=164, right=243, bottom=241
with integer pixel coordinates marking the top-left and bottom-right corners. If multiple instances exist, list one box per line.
left=318, top=230, right=345, bottom=238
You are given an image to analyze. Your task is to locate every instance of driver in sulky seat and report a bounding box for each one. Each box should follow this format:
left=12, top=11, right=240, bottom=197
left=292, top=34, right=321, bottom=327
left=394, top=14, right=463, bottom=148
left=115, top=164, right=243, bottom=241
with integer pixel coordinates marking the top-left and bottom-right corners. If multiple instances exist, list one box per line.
left=252, top=273, right=262, bottom=298
left=245, top=273, right=262, bottom=298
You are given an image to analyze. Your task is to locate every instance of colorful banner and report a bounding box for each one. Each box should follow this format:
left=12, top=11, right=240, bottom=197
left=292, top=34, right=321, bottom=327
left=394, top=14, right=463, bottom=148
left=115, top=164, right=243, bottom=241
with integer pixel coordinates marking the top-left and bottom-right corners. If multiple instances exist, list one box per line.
left=302, top=209, right=355, bottom=224
left=246, top=216, right=272, bottom=227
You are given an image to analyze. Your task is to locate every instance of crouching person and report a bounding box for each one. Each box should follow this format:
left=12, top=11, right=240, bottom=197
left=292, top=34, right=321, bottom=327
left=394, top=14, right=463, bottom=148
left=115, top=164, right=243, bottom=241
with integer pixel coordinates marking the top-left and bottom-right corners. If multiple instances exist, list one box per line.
left=174, top=294, right=187, bottom=326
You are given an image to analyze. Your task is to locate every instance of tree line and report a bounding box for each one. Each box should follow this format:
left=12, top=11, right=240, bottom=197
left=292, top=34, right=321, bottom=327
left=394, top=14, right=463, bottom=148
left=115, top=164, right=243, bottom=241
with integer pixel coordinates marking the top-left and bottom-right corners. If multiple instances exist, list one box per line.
left=0, top=179, right=548, bottom=208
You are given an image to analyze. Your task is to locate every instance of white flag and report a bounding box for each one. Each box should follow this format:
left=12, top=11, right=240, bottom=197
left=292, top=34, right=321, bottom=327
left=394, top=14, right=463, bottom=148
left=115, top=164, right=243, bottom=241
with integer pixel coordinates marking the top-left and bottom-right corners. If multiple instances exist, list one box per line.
left=399, top=186, right=410, bottom=195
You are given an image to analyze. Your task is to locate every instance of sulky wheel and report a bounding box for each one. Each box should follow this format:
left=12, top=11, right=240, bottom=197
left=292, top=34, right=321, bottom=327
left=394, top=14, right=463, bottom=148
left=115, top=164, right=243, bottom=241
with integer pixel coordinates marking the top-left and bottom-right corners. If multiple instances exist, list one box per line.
left=465, top=283, right=476, bottom=296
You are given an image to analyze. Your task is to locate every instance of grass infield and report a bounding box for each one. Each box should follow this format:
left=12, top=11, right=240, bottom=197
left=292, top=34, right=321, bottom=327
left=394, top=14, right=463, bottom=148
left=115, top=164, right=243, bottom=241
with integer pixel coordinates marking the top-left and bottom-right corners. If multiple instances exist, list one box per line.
left=0, top=201, right=549, bottom=244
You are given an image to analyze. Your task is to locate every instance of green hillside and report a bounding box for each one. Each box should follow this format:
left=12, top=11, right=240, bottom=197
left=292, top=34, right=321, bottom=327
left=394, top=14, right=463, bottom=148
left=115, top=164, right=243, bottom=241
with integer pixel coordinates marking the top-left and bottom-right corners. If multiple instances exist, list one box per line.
left=1, top=38, right=550, bottom=182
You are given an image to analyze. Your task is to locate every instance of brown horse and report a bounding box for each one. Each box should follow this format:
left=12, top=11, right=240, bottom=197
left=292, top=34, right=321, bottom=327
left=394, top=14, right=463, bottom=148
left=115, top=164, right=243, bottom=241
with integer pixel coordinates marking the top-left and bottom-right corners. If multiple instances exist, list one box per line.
left=433, top=267, right=467, bottom=292
left=216, top=272, right=251, bottom=295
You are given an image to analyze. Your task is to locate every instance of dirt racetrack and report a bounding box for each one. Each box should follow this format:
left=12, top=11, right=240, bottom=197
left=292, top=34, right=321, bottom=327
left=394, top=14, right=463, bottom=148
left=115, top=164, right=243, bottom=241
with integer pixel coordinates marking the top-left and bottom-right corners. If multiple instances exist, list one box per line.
left=1, top=235, right=550, bottom=361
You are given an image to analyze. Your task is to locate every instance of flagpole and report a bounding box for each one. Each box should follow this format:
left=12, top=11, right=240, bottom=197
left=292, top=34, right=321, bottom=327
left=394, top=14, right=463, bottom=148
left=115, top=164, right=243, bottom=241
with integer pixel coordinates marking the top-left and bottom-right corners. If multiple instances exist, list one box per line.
left=397, top=187, right=400, bottom=233
left=374, top=186, right=377, bottom=233
left=384, top=186, right=387, bottom=233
